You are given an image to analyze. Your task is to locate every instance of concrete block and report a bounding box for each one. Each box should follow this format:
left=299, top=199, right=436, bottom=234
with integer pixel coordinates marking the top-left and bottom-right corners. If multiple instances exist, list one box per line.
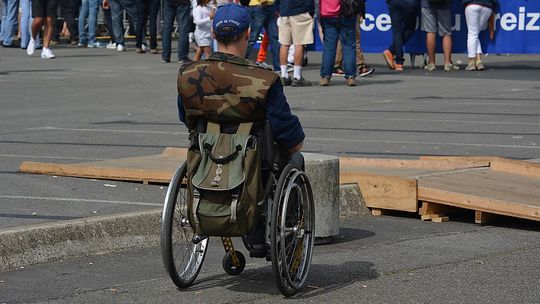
left=339, top=183, right=371, bottom=218
left=303, top=153, right=340, bottom=243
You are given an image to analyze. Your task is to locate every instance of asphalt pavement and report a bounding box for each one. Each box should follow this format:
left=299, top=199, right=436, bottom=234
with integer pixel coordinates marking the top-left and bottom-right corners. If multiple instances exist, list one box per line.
left=0, top=44, right=539, bottom=303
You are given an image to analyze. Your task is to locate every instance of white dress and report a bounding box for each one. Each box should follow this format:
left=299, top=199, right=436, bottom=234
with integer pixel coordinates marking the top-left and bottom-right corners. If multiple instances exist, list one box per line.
left=193, top=5, right=213, bottom=47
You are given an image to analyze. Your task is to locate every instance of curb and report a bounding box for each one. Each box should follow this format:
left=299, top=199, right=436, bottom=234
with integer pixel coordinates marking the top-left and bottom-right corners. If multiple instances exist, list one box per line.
left=0, top=184, right=368, bottom=271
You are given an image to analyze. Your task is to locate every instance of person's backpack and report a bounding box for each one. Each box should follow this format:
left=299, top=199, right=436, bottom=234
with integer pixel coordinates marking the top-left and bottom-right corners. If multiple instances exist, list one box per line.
left=186, top=121, right=263, bottom=237
left=340, top=0, right=360, bottom=18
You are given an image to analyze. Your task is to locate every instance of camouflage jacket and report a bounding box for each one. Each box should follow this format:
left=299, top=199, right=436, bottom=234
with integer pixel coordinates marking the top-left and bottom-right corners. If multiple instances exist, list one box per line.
left=177, top=52, right=280, bottom=131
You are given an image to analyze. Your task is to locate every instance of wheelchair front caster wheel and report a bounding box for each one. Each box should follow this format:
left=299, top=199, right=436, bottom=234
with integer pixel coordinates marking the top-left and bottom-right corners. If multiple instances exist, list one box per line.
left=222, top=250, right=246, bottom=276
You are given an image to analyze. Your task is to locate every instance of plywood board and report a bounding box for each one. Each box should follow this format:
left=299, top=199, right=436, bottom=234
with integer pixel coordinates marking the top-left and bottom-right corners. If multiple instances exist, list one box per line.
left=340, top=157, right=489, bottom=170
left=343, top=173, right=418, bottom=213
left=419, top=170, right=540, bottom=221
left=19, top=148, right=188, bottom=184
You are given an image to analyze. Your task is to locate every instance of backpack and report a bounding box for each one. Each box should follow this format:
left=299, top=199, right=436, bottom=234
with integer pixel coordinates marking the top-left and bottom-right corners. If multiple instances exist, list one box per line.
left=186, top=121, right=263, bottom=237
left=340, top=0, right=360, bottom=18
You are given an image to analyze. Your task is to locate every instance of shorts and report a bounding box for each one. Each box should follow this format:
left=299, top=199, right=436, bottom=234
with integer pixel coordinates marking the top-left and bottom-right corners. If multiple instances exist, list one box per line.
left=32, top=0, right=58, bottom=18
left=421, top=7, right=452, bottom=36
left=278, top=12, right=314, bottom=46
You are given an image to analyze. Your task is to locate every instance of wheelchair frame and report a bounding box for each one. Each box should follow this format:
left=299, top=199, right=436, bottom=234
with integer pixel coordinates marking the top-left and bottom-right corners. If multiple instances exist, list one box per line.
left=160, top=151, right=315, bottom=297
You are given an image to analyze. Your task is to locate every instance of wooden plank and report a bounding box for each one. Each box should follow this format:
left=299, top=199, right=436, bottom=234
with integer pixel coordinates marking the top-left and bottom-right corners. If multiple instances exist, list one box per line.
left=432, top=216, right=449, bottom=223
left=475, top=211, right=497, bottom=225
left=419, top=156, right=502, bottom=163
left=490, top=159, right=540, bottom=178
left=371, top=208, right=385, bottom=216
left=345, top=173, right=418, bottom=213
left=419, top=170, right=540, bottom=209
left=340, top=157, right=489, bottom=170
left=419, top=201, right=457, bottom=216
left=18, top=147, right=189, bottom=184
left=419, top=186, right=540, bottom=222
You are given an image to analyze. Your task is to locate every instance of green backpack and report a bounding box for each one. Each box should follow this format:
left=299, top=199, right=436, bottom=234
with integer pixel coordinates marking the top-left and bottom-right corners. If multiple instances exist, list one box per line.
left=186, top=121, right=263, bottom=237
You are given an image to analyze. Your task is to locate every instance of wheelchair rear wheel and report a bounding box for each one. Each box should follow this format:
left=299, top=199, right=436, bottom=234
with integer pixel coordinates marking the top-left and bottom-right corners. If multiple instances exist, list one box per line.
left=270, top=163, right=315, bottom=297
left=161, top=163, right=208, bottom=288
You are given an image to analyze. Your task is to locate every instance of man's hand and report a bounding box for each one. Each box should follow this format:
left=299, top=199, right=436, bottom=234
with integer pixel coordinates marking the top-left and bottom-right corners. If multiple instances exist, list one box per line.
left=102, top=0, right=110, bottom=9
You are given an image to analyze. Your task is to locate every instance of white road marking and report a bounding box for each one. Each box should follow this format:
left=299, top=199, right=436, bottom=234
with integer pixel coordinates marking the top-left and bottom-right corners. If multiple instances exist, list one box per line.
left=300, top=115, right=540, bottom=126
left=0, top=154, right=103, bottom=161
left=26, top=126, right=189, bottom=135
left=0, top=195, right=162, bottom=206
left=307, top=137, right=540, bottom=149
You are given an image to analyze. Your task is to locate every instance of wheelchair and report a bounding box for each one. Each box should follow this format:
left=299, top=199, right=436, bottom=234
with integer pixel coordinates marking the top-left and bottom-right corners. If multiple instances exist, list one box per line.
left=160, top=121, right=315, bottom=297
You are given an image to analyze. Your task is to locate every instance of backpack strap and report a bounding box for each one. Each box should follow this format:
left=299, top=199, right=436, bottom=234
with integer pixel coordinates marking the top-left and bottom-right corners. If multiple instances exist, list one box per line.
left=236, top=122, right=253, bottom=136
left=206, top=121, right=220, bottom=134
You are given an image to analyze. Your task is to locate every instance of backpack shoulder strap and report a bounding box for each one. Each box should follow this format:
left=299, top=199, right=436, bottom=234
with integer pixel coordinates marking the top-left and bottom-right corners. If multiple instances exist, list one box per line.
left=236, top=122, right=254, bottom=136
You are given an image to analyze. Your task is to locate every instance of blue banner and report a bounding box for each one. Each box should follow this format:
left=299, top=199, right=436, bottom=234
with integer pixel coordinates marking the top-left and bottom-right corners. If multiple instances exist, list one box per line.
left=311, top=0, right=540, bottom=54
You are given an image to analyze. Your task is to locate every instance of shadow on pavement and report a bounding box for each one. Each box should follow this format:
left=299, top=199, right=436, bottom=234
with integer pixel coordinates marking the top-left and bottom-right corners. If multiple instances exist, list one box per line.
left=0, top=69, right=68, bottom=75
left=185, top=260, right=378, bottom=298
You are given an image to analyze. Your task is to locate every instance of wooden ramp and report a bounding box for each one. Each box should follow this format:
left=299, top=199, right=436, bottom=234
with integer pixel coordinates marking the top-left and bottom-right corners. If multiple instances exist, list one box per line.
left=18, top=148, right=540, bottom=223
left=19, top=147, right=187, bottom=184
left=340, top=156, right=540, bottom=223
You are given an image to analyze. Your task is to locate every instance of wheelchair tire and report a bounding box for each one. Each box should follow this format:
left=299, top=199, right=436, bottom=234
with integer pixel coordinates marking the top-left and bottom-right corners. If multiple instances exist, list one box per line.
left=222, top=250, right=246, bottom=276
left=270, top=163, right=315, bottom=297
left=161, top=163, right=208, bottom=288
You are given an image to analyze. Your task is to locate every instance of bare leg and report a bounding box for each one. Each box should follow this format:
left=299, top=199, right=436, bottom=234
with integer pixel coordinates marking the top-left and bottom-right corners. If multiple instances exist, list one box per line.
left=43, top=17, right=55, bottom=48
left=426, top=32, right=436, bottom=64
left=31, top=17, right=45, bottom=39
left=202, top=46, right=211, bottom=59
left=293, top=44, right=304, bottom=66
left=194, top=46, right=202, bottom=61
left=442, top=35, right=452, bottom=65
left=279, top=44, right=290, bottom=66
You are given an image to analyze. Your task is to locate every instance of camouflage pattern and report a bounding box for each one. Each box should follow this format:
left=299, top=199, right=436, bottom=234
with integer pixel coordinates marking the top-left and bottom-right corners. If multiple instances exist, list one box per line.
left=177, top=52, right=279, bottom=131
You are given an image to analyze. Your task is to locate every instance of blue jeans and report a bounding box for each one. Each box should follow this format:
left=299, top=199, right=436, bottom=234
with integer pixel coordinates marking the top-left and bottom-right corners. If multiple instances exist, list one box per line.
left=110, top=0, right=138, bottom=46
left=162, top=0, right=190, bottom=61
left=0, top=0, right=19, bottom=45
left=320, top=17, right=357, bottom=79
left=245, top=5, right=280, bottom=71
left=387, top=0, right=418, bottom=64
left=78, top=0, right=100, bottom=44
left=20, top=0, right=32, bottom=47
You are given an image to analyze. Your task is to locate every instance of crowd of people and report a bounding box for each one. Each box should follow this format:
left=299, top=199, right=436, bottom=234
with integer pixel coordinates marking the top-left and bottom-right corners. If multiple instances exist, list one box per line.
left=0, top=0, right=498, bottom=83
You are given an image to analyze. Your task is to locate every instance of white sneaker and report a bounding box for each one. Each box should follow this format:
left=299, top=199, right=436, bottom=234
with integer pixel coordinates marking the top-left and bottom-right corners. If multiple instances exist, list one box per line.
left=117, top=44, right=125, bottom=52
left=41, top=48, right=55, bottom=59
left=27, top=38, right=36, bottom=56
left=87, top=42, right=105, bottom=48
left=106, top=41, right=116, bottom=49
left=141, top=44, right=147, bottom=52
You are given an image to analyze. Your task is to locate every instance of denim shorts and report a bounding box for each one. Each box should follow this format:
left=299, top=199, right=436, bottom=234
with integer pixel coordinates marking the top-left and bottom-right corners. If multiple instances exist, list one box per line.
left=421, top=7, right=452, bottom=36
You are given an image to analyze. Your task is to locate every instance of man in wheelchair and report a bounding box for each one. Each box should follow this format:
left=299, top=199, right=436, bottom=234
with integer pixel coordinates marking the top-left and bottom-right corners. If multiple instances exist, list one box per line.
left=163, top=3, right=314, bottom=296
left=177, top=4, right=305, bottom=252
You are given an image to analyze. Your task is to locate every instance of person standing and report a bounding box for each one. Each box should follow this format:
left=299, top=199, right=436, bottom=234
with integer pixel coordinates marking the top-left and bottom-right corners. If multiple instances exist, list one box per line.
left=20, top=0, right=42, bottom=49
left=245, top=0, right=280, bottom=72
left=277, top=0, right=314, bottom=87
left=0, top=0, right=19, bottom=47
left=103, top=0, right=138, bottom=51
left=79, top=0, right=103, bottom=47
left=161, top=0, right=191, bottom=63
left=135, top=0, right=160, bottom=53
left=421, top=0, right=459, bottom=71
left=382, top=0, right=419, bottom=71
left=462, top=0, right=497, bottom=71
left=27, top=0, right=57, bottom=58
left=192, top=0, right=213, bottom=61
left=55, top=0, right=79, bottom=44
left=318, top=0, right=357, bottom=86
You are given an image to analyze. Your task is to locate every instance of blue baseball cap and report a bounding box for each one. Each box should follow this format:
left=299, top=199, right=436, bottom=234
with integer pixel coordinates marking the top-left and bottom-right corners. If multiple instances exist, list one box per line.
left=212, top=4, right=251, bottom=37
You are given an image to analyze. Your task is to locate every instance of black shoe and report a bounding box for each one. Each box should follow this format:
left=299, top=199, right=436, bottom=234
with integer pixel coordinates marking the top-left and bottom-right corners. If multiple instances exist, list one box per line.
left=291, top=77, right=312, bottom=87
left=281, top=76, right=292, bottom=86
left=358, top=65, right=375, bottom=77
left=2, top=42, right=19, bottom=48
